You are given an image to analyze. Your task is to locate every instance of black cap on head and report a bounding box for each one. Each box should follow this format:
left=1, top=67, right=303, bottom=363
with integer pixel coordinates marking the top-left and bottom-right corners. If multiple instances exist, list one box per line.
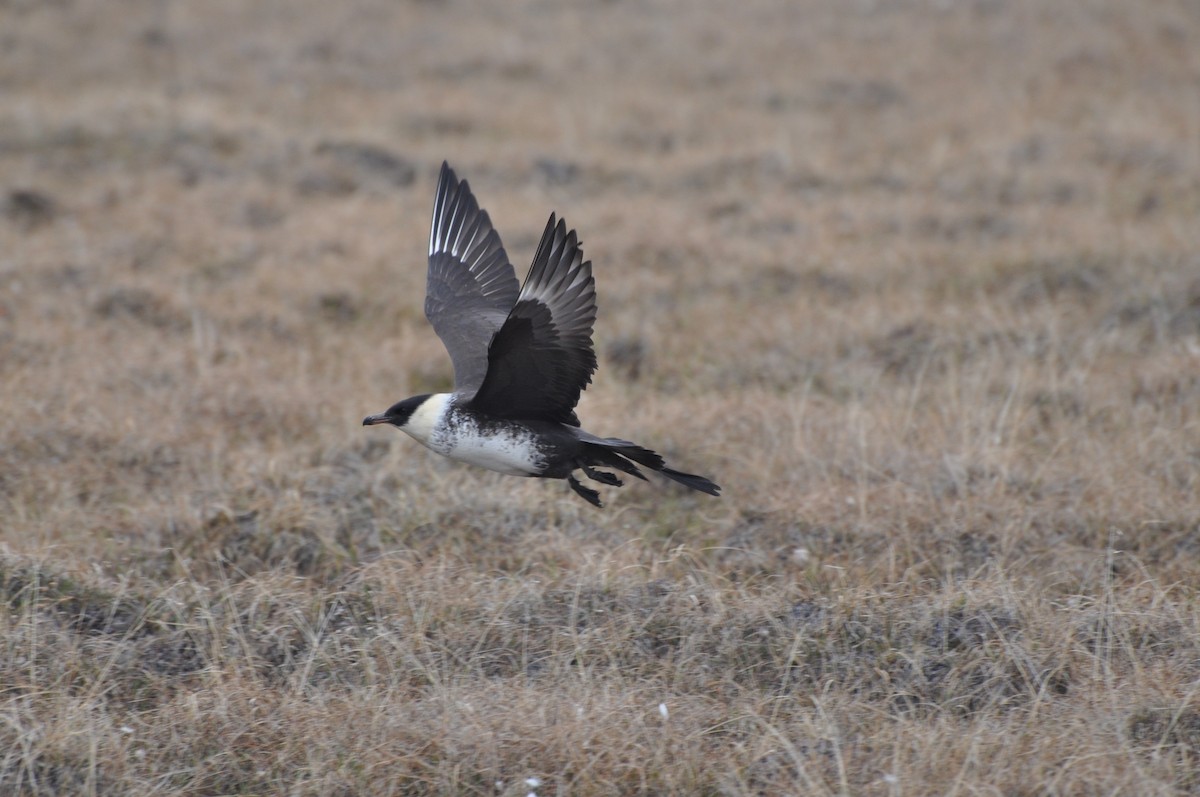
left=363, top=394, right=432, bottom=427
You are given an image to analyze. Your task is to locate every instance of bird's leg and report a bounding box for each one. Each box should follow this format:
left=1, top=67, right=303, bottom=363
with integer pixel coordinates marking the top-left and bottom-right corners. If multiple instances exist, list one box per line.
left=567, top=473, right=603, bottom=507
left=582, top=464, right=622, bottom=487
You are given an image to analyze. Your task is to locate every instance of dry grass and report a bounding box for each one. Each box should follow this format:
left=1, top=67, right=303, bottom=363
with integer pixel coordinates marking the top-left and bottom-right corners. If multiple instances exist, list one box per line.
left=2, top=0, right=1200, bottom=793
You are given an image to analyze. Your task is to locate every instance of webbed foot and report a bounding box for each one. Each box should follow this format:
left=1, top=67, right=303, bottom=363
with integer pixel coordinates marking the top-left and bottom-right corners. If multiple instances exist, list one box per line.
left=582, top=465, right=622, bottom=487
left=567, top=473, right=603, bottom=507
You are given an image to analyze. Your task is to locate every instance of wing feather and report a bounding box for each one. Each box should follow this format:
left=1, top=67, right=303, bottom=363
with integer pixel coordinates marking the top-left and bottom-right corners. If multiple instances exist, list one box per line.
left=424, top=162, right=520, bottom=393
left=469, top=214, right=598, bottom=425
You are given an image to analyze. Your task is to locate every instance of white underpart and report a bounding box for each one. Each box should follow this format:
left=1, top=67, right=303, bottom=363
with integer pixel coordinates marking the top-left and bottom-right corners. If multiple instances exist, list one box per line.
left=401, top=393, right=546, bottom=477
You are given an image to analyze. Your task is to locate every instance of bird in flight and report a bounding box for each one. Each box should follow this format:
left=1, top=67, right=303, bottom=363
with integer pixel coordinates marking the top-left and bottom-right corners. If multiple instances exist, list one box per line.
left=364, top=162, right=720, bottom=507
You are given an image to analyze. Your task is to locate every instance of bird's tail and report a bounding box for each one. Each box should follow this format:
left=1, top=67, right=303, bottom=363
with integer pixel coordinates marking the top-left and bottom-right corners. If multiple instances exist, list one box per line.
left=583, top=438, right=721, bottom=496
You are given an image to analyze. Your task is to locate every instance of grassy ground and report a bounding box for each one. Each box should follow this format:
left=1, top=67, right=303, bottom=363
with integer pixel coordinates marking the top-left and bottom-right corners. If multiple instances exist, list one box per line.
left=2, top=0, right=1199, bottom=793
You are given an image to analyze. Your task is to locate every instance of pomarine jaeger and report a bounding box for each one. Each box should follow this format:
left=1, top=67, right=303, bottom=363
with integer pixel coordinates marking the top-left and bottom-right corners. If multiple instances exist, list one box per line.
left=363, top=162, right=720, bottom=507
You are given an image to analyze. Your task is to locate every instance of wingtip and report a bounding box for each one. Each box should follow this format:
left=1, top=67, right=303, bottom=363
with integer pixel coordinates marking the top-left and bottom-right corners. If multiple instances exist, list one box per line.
left=437, top=160, right=455, bottom=188
left=539, top=213, right=578, bottom=256
left=436, top=160, right=461, bottom=197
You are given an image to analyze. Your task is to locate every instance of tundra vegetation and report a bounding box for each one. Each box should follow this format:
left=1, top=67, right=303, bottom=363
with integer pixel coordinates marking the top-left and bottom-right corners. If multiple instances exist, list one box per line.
left=1, top=1, right=1198, bottom=794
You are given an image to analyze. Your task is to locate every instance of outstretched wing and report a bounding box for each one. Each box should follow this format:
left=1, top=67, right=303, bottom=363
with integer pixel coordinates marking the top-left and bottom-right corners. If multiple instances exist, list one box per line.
left=424, top=161, right=521, bottom=393
left=468, top=214, right=597, bottom=426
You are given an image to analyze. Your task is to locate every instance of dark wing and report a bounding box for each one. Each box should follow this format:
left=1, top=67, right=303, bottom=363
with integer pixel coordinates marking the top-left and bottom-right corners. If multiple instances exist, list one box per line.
left=424, top=161, right=521, bottom=393
left=468, top=214, right=597, bottom=426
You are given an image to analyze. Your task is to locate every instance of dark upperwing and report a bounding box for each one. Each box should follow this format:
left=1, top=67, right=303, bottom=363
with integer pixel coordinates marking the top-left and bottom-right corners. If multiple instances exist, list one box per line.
left=468, top=214, right=597, bottom=426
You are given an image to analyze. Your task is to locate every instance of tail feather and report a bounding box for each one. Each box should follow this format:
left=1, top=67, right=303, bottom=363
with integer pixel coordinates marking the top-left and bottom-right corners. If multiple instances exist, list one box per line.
left=588, top=448, right=648, bottom=481
left=583, top=438, right=721, bottom=497
left=656, top=466, right=722, bottom=496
